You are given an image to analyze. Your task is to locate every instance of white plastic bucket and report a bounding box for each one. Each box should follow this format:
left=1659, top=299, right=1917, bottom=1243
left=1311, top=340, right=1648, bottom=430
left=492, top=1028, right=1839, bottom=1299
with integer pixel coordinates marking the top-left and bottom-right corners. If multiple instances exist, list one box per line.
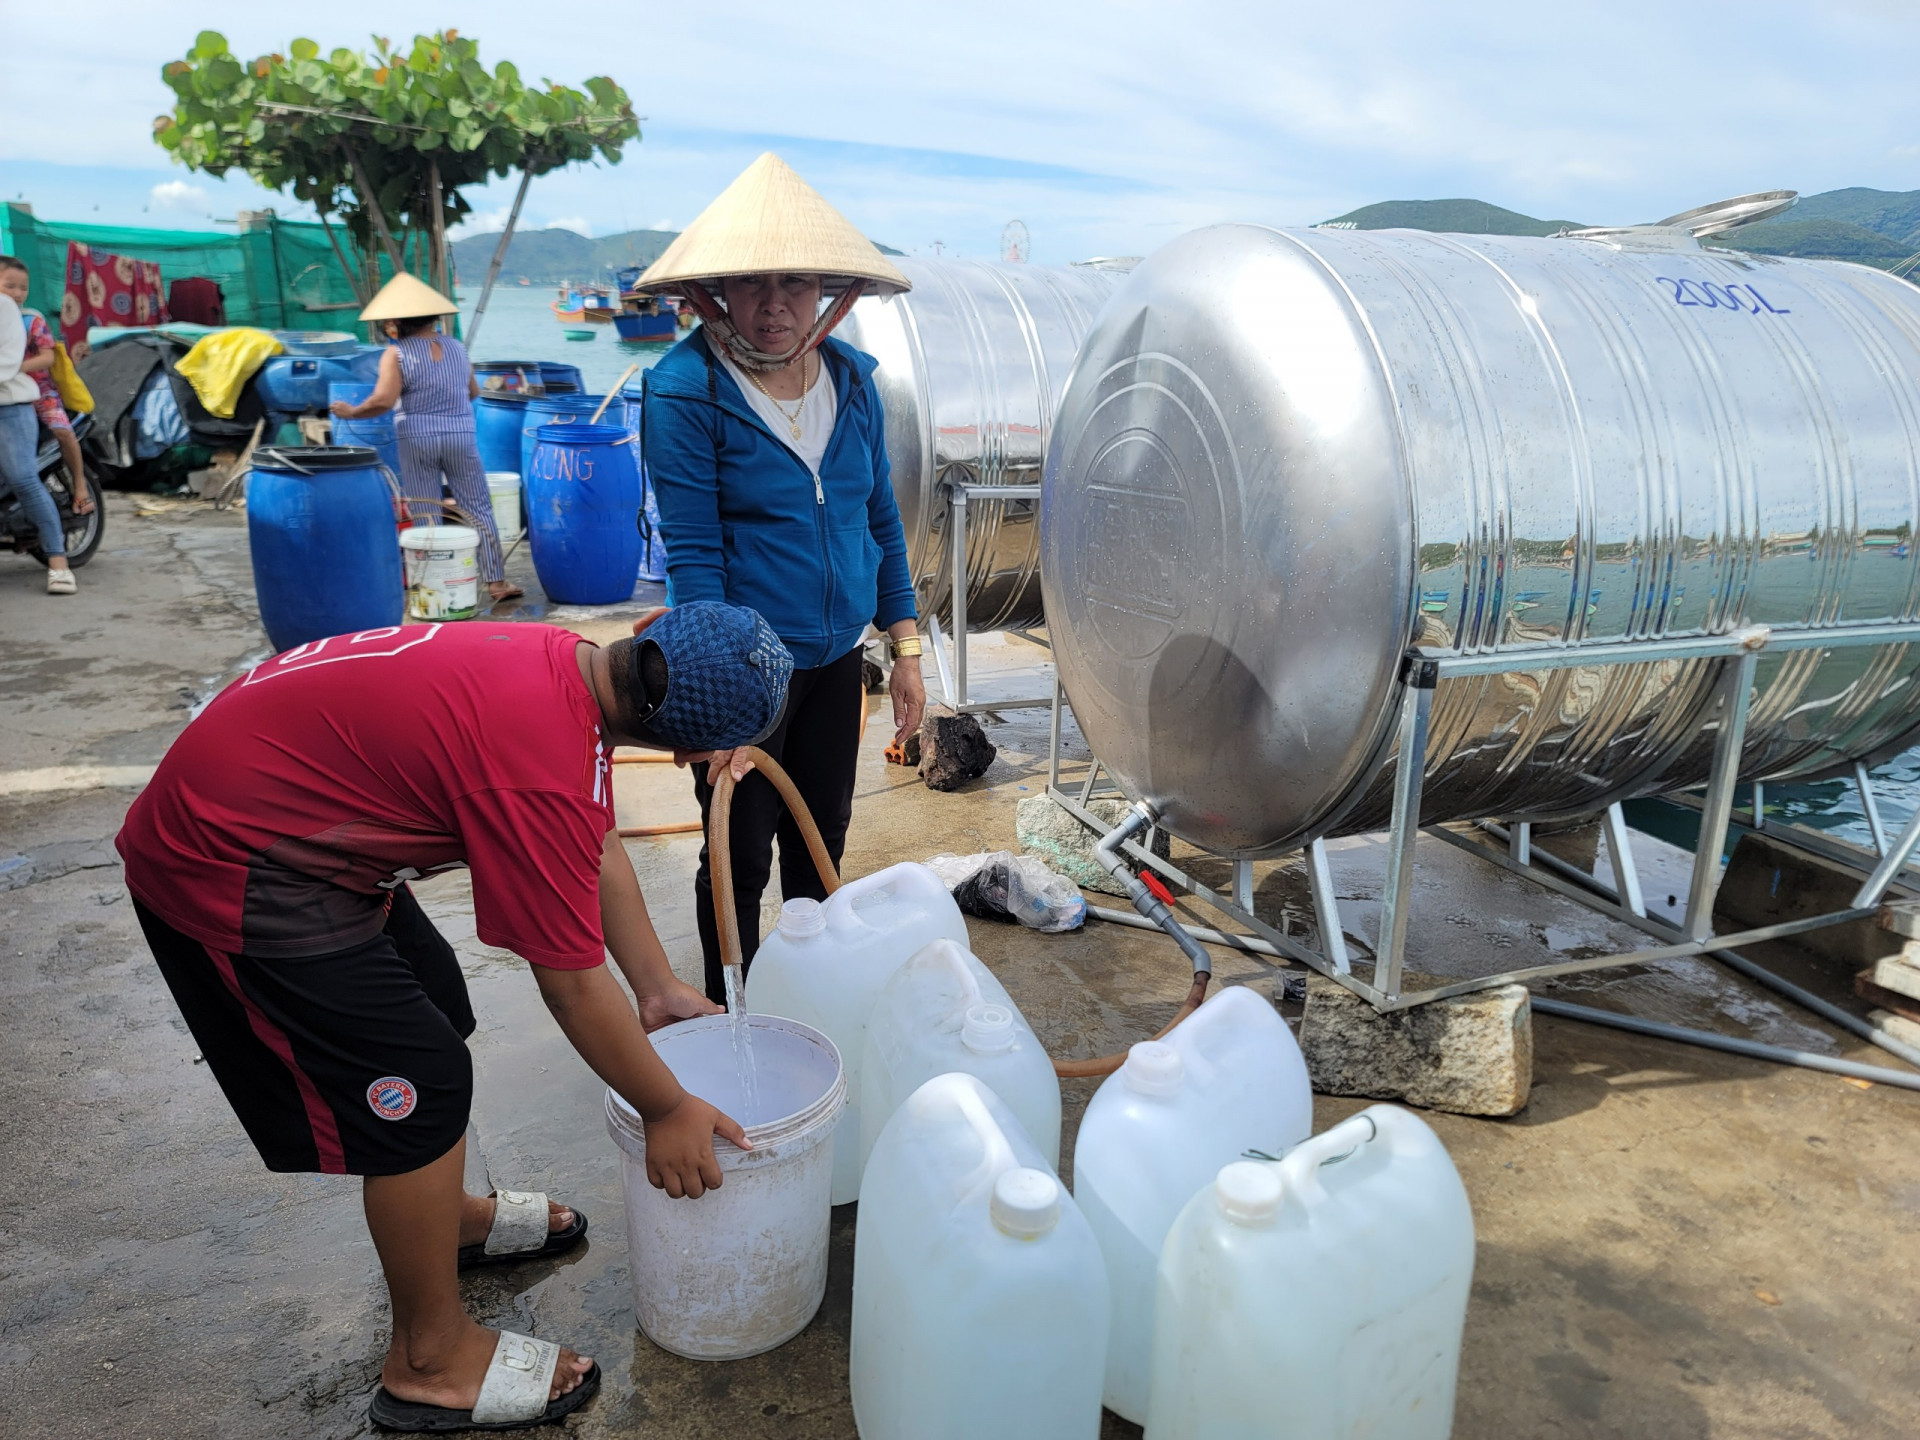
left=400, top=524, right=479, bottom=620
left=605, top=1014, right=845, bottom=1360
left=486, top=471, right=521, bottom=541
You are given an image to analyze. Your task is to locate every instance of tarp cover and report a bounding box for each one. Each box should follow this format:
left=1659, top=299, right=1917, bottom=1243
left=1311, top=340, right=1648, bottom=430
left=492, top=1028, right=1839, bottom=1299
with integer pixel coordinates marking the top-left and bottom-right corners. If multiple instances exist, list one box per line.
left=0, top=207, right=383, bottom=341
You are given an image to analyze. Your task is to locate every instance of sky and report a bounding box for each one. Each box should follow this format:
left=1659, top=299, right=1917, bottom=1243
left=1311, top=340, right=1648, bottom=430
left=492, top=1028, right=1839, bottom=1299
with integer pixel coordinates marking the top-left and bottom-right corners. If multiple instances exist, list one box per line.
left=3, top=2, right=1919, bottom=265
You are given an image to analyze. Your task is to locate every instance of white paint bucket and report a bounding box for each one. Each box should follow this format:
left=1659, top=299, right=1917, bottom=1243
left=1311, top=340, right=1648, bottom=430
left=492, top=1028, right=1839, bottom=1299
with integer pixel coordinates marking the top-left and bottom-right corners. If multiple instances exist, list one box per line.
left=486, top=471, right=521, bottom=541
left=400, top=524, right=479, bottom=620
left=605, top=1014, right=844, bottom=1360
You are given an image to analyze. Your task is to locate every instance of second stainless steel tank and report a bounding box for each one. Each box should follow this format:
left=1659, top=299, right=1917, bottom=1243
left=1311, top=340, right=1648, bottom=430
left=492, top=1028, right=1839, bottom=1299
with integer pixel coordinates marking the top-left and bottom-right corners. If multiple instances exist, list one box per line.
left=1042, top=222, right=1920, bottom=858
left=840, top=257, right=1125, bottom=630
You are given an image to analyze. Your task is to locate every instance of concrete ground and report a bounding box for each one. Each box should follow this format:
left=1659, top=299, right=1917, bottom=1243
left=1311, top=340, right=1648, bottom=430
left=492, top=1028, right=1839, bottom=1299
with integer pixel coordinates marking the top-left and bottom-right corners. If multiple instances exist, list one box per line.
left=3, top=493, right=1918, bottom=1439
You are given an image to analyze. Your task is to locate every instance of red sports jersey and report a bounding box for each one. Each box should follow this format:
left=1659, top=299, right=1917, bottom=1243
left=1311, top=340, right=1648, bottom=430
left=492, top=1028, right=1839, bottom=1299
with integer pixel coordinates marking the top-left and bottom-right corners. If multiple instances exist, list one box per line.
left=118, top=623, right=616, bottom=968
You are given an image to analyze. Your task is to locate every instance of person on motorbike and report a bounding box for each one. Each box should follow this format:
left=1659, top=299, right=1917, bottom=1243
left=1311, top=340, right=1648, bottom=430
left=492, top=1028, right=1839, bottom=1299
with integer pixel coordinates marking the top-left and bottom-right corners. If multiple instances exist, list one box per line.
left=0, top=257, right=92, bottom=523
left=0, top=276, right=74, bottom=595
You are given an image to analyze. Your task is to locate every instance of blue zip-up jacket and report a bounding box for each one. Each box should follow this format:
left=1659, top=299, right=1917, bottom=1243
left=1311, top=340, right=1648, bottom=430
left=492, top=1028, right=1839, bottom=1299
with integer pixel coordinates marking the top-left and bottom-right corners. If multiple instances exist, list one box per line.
left=640, top=329, right=917, bottom=670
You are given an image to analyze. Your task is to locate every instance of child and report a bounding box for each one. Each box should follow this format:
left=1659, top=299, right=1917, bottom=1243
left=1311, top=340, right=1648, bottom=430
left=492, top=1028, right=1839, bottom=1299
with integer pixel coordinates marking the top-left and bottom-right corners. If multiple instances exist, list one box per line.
left=0, top=256, right=93, bottom=519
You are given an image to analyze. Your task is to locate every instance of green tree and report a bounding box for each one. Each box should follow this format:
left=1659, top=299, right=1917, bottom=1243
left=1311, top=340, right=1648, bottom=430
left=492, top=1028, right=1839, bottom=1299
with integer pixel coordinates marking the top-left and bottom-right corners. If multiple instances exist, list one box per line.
left=153, top=29, right=637, bottom=308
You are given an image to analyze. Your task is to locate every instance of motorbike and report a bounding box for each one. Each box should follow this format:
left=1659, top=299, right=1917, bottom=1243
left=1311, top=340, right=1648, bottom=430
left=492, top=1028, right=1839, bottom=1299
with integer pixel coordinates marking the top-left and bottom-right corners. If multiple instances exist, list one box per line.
left=2, top=410, right=105, bottom=567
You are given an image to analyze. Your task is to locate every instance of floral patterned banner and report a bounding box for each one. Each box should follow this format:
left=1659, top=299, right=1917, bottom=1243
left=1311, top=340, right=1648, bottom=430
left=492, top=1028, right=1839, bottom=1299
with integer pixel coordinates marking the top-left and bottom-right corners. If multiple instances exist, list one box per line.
left=61, top=241, right=168, bottom=345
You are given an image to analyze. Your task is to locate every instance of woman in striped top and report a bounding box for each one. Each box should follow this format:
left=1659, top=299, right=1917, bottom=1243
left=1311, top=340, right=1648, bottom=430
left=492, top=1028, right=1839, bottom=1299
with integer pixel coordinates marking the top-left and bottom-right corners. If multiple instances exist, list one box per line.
left=332, top=275, right=522, bottom=602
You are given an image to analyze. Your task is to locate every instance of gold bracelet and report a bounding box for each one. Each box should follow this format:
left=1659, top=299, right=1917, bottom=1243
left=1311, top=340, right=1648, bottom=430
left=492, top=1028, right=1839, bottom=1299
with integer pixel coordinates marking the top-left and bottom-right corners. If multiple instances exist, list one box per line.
left=891, top=635, right=924, bottom=659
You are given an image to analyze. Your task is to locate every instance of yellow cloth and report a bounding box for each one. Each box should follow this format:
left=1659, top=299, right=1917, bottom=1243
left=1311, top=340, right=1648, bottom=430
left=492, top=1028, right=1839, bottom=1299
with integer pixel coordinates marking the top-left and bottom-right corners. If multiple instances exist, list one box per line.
left=175, top=328, right=284, bottom=419
left=48, top=342, right=93, bottom=415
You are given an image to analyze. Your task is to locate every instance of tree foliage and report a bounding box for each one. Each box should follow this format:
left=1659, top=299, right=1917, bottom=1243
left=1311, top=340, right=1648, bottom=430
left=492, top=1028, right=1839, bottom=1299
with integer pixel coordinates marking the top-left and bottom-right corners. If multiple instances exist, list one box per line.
left=153, top=30, right=637, bottom=261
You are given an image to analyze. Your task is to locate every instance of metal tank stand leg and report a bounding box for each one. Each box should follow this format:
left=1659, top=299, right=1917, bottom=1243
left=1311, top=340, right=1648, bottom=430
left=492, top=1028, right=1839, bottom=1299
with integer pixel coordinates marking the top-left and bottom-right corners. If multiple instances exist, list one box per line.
left=1854, top=762, right=1888, bottom=856
left=950, top=485, right=971, bottom=709
left=924, top=611, right=958, bottom=709
left=1509, top=822, right=1532, bottom=866
left=1853, top=799, right=1920, bottom=909
left=1307, top=839, right=1352, bottom=975
left=1233, top=859, right=1255, bottom=914
left=1047, top=673, right=1066, bottom=792
left=1749, top=781, right=1766, bottom=832
left=1683, top=649, right=1759, bottom=942
left=1602, top=803, right=1647, bottom=918
left=1374, top=659, right=1439, bottom=1001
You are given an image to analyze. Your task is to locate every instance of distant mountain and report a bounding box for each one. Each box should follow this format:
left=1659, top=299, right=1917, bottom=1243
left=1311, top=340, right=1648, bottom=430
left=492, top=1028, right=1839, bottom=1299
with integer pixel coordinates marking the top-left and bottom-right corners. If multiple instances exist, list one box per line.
left=1320, top=189, right=1920, bottom=271
left=1321, top=198, right=1586, bottom=236
left=451, top=226, right=906, bottom=286
left=450, top=227, right=677, bottom=286
left=1755, top=188, right=1920, bottom=247
left=1711, top=217, right=1912, bottom=266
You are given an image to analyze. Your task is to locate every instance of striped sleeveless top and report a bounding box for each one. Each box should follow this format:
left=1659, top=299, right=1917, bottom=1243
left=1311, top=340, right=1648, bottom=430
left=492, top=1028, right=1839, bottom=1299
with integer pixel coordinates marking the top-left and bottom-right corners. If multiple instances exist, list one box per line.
left=392, top=332, right=475, bottom=437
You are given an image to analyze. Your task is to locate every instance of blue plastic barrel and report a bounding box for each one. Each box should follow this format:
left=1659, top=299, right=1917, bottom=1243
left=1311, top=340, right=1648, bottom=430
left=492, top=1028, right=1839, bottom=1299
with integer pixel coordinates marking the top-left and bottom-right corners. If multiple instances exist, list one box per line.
left=539, top=362, right=585, bottom=395
left=474, top=394, right=527, bottom=476
left=519, top=394, right=606, bottom=485
left=526, top=422, right=640, bottom=605
left=256, top=347, right=381, bottom=412
left=329, top=383, right=403, bottom=482
left=246, top=445, right=403, bottom=652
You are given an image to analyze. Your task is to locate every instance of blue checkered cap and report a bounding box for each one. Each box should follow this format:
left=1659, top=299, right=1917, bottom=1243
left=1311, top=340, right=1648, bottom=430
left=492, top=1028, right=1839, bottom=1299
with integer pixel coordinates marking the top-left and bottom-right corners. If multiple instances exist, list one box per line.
left=643, top=602, right=794, bottom=751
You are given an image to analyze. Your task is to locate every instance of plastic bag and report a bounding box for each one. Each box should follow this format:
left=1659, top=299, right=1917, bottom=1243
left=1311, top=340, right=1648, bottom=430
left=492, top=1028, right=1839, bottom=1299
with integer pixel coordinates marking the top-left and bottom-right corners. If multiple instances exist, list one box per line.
left=924, top=851, right=1085, bottom=933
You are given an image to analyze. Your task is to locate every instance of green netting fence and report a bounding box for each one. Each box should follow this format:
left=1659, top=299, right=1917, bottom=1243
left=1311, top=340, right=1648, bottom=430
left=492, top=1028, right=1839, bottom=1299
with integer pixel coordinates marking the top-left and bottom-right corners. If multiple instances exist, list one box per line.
left=0, top=204, right=447, bottom=339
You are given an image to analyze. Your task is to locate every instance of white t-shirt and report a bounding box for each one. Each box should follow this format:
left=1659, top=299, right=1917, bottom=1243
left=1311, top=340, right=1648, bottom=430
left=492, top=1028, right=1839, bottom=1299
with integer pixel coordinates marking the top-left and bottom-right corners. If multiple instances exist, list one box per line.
left=718, top=349, right=837, bottom=476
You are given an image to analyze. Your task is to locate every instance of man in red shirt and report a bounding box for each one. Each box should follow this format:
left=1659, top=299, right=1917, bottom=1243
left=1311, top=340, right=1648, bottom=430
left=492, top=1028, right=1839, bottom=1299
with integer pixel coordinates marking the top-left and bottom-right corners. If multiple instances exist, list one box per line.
left=117, top=601, right=792, bottom=1433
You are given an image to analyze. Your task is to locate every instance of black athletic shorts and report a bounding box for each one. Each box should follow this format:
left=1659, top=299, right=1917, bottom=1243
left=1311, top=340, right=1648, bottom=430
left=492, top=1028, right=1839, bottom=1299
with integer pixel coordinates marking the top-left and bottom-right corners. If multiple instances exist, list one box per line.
left=135, top=886, right=477, bottom=1177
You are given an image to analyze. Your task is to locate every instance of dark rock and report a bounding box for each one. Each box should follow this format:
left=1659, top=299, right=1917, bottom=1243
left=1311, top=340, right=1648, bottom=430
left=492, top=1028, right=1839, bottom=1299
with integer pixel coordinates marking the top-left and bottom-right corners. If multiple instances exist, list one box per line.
left=919, top=705, right=997, bottom=792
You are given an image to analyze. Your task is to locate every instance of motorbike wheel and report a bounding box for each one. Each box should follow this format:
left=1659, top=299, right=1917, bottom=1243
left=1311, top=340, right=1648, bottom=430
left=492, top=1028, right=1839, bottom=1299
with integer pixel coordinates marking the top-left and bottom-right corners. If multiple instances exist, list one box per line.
left=27, top=456, right=106, bottom=569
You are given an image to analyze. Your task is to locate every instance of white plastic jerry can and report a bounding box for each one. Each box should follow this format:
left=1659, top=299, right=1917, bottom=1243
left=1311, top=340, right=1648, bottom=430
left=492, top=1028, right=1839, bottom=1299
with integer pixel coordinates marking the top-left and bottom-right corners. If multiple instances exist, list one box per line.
left=859, top=938, right=1062, bottom=1177
left=1071, top=983, right=1312, bottom=1424
left=1146, top=1106, right=1476, bottom=1440
left=745, top=861, right=970, bottom=1204
left=851, top=1072, right=1109, bottom=1440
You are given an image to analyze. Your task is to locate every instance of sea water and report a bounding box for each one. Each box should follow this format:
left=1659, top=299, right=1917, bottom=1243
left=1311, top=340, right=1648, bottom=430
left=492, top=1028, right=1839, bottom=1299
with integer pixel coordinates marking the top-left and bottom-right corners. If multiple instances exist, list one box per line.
left=722, top=963, right=762, bottom=1124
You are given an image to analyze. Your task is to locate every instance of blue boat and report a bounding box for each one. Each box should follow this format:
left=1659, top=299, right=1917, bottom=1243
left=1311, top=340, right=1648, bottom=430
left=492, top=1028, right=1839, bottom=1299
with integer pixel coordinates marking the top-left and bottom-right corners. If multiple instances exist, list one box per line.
left=613, top=266, right=686, bottom=341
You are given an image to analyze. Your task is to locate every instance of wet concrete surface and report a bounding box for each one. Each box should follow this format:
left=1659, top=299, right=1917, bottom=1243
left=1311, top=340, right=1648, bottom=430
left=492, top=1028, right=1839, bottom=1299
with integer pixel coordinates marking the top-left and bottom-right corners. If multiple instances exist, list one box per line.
left=3, top=496, right=1919, bottom=1437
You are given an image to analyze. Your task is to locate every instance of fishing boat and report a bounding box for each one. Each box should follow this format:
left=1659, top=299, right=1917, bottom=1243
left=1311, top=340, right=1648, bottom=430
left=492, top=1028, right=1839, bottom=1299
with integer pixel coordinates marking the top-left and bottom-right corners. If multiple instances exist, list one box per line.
left=612, top=266, right=683, bottom=341
left=551, top=283, right=617, bottom=325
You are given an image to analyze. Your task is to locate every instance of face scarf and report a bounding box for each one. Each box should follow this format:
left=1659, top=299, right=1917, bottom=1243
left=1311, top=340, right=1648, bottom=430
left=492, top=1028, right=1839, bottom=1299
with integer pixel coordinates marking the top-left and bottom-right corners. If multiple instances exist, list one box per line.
left=677, top=278, right=868, bottom=373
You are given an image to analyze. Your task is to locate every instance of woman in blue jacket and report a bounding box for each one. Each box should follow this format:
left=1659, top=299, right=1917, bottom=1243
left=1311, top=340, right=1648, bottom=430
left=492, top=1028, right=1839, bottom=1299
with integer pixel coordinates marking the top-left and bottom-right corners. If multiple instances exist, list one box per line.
left=637, top=154, right=926, bottom=1002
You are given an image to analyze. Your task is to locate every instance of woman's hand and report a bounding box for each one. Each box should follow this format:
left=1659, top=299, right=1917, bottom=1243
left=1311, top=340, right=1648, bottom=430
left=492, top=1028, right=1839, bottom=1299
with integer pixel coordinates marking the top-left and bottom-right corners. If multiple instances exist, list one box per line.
left=674, top=748, right=757, bottom=785
left=328, top=400, right=357, bottom=419
left=890, top=655, right=926, bottom=747
left=644, top=1093, right=751, bottom=1198
left=636, top=976, right=722, bottom=1032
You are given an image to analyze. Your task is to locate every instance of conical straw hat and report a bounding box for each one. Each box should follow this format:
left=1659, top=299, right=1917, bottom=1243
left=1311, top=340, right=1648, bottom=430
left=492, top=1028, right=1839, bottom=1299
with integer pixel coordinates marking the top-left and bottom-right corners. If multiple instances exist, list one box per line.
left=359, top=272, right=459, bottom=322
left=635, top=153, right=910, bottom=296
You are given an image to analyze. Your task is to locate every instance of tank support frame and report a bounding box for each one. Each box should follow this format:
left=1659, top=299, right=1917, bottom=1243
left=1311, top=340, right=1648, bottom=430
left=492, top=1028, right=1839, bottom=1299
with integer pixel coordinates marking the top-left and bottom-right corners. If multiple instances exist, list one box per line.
left=922, top=483, right=1055, bottom=715
left=1047, top=619, right=1920, bottom=1073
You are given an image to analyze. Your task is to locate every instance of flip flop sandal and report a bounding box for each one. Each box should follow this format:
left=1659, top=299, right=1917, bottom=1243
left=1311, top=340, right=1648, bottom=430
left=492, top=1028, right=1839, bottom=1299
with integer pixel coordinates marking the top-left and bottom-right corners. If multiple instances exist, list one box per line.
left=457, top=1188, right=587, bottom=1270
left=368, top=1331, right=600, bottom=1433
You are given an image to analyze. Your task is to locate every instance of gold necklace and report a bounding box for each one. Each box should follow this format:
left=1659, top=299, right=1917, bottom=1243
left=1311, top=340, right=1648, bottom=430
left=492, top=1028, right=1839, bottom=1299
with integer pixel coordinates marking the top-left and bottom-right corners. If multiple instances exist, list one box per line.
left=746, top=353, right=812, bottom=440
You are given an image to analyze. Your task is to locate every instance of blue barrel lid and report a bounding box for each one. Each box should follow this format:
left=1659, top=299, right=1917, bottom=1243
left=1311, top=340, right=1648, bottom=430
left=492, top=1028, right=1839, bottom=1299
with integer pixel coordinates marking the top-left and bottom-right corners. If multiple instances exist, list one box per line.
left=534, top=422, right=629, bottom=443
left=253, top=445, right=383, bottom=472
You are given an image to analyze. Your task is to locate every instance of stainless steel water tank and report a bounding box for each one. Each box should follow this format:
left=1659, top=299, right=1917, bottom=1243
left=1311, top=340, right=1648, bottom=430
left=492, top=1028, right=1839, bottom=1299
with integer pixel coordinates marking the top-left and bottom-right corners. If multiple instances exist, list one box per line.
left=1042, top=222, right=1920, bottom=858
left=841, top=258, right=1125, bottom=630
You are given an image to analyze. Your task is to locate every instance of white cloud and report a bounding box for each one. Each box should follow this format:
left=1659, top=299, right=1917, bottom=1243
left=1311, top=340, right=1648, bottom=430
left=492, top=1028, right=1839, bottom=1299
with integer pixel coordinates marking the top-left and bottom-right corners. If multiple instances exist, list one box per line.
left=545, top=216, right=593, bottom=237
left=648, top=218, right=675, bottom=232
left=454, top=207, right=515, bottom=236
left=149, top=180, right=208, bottom=213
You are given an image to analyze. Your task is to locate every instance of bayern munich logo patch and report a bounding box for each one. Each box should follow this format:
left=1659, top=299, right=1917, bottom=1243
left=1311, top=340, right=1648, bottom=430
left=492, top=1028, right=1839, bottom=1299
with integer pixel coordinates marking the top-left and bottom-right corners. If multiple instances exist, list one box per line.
left=367, top=1076, right=418, bottom=1121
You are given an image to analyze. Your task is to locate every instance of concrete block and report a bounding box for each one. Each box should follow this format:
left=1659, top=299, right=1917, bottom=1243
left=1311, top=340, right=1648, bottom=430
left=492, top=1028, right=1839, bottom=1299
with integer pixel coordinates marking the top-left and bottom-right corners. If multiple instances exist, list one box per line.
left=1298, top=974, right=1532, bottom=1117
left=1866, top=954, right=1920, bottom=1005
left=1016, top=794, right=1172, bottom=898
left=1714, top=832, right=1905, bottom=967
left=918, top=706, right=997, bottom=791
left=1879, top=900, right=1920, bottom=941
left=1869, top=1009, right=1920, bottom=1051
